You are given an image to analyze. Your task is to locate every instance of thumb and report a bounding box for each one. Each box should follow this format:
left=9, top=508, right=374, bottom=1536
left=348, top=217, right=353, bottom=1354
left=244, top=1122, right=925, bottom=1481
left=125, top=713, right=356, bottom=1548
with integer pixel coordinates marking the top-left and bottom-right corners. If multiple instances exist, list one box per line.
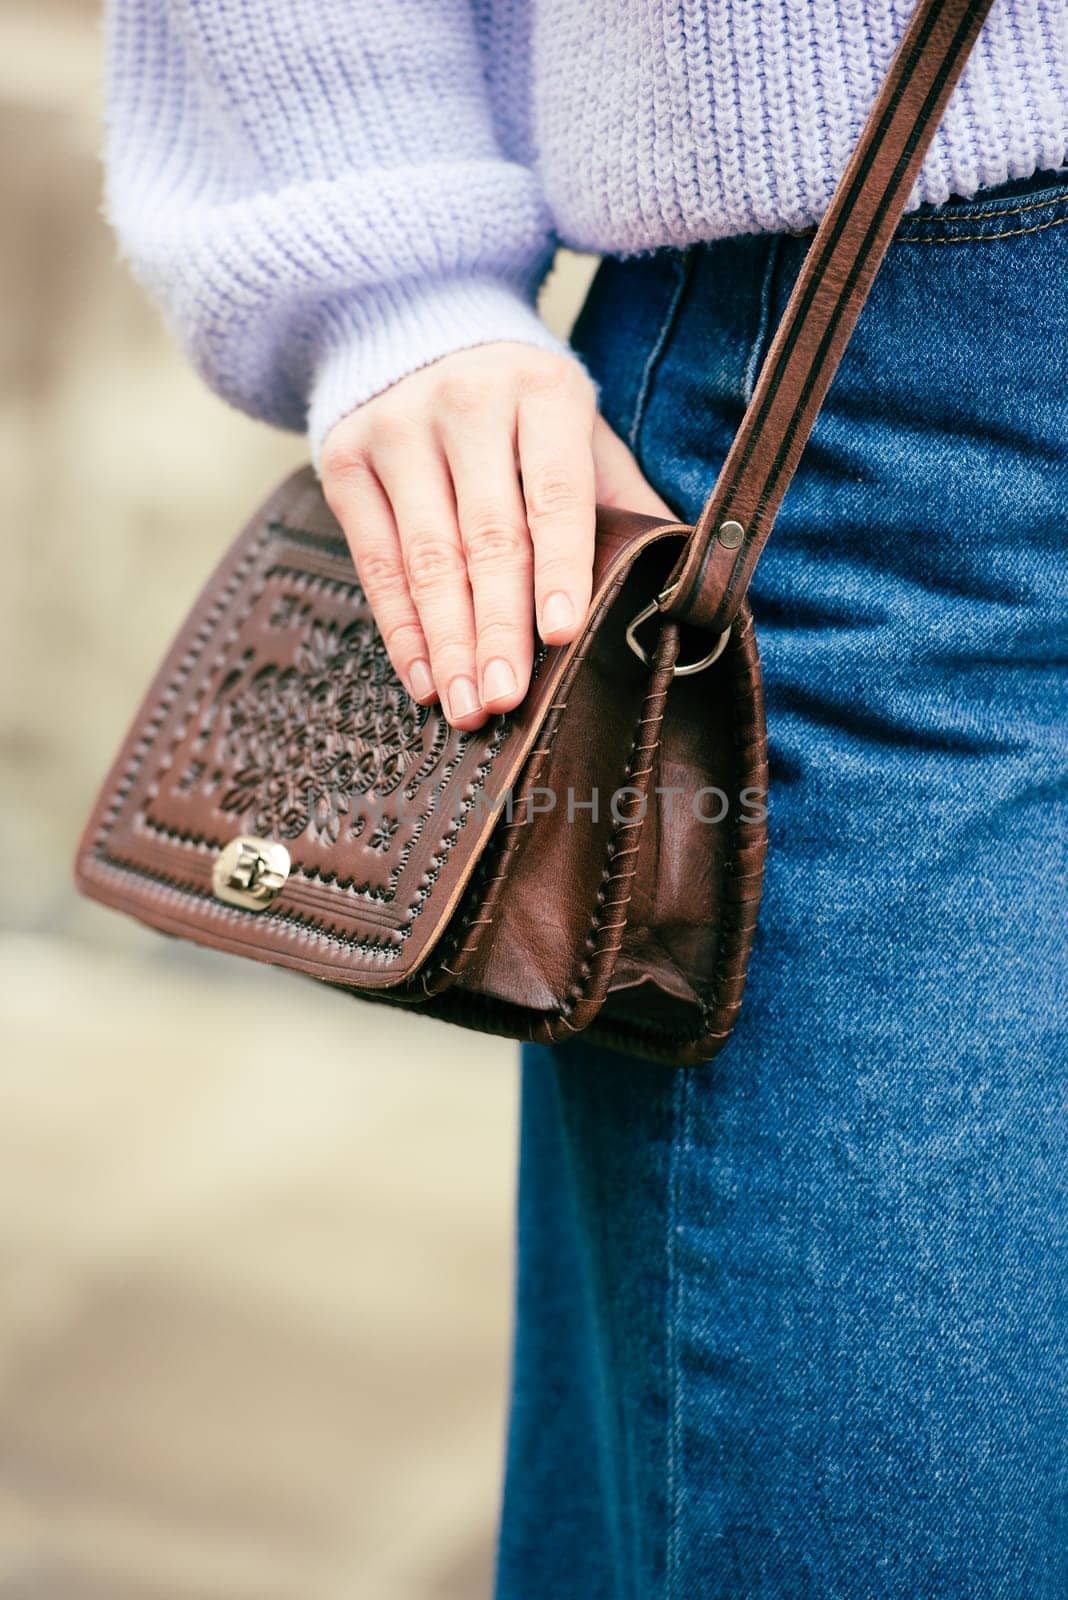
left=592, top=413, right=677, bottom=520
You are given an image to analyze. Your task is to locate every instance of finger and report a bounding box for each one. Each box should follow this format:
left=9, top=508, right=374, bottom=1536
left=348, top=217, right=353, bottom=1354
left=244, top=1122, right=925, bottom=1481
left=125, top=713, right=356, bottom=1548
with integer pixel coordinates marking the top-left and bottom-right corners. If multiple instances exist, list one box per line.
left=592, top=414, right=677, bottom=519
left=322, top=458, right=435, bottom=704
left=517, top=375, right=597, bottom=646
left=372, top=430, right=485, bottom=730
left=441, top=410, right=534, bottom=714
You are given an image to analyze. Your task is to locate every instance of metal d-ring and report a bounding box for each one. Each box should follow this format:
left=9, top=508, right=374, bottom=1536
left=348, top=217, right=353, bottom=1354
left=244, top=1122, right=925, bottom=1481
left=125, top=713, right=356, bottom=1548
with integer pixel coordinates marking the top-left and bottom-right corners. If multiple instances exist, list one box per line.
left=625, top=598, right=731, bottom=677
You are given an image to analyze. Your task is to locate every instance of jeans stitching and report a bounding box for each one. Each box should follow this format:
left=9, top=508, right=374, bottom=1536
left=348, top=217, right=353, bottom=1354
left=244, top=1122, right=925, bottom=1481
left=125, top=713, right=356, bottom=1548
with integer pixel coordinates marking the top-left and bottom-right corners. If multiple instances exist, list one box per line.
left=791, top=180, right=1068, bottom=243
left=665, top=1071, right=687, bottom=1599
left=897, top=212, right=1068, bottom=246
left=920, top=189, right=1068, bottom=223
left=627, top=252, right=693, bottom=458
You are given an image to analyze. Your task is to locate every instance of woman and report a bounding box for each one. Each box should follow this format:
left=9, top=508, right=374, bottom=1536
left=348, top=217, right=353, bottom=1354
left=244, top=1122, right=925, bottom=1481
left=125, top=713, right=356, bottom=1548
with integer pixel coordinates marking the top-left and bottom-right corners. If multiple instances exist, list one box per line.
left=105, top=1, right=1067, bottom=1592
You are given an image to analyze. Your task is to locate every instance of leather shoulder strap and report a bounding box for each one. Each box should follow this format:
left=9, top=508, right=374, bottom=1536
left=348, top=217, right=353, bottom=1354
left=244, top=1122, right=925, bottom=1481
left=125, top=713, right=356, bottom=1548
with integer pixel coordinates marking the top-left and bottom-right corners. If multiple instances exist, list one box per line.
left=662, top=0, right=996, bottom=633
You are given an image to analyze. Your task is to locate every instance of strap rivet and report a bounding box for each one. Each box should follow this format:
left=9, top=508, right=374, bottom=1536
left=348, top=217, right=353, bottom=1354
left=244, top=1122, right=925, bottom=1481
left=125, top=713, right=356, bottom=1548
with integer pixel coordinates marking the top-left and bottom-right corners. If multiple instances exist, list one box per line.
left=718, top=519, right=745, bottom=549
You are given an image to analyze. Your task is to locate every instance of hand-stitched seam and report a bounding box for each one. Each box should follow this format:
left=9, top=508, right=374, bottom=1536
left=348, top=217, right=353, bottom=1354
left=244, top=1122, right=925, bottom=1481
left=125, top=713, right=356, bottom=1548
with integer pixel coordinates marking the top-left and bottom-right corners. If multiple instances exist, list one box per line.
left=558, top=624, right=677, bottom=1022
left=416, top=650, right=561, bottom=985
left=437, top=552, right=683, bottom=1010
left=898, top=213, right=1068, bottom=245
left=557, top=720, right=647, bottom=1019
left=433, top=556, right=645, bottom=981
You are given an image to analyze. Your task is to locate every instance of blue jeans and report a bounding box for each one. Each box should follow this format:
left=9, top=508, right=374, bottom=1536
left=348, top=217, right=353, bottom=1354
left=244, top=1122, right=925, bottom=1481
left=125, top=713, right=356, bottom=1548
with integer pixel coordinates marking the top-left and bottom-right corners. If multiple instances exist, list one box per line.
left=495, top=171, right=1068, bottom=1599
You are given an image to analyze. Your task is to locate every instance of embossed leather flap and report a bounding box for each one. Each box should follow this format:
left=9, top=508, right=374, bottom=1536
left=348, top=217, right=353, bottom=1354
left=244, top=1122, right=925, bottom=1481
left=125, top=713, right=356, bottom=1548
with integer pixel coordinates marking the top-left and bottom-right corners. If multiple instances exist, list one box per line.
left=75, top=469, right=686, bottom=989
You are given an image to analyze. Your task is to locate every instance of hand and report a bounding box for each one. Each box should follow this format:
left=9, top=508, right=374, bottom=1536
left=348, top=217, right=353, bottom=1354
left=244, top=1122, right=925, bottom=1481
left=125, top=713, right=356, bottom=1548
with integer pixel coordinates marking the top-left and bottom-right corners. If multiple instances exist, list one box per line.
left=321, top=342, right=675, bottom=730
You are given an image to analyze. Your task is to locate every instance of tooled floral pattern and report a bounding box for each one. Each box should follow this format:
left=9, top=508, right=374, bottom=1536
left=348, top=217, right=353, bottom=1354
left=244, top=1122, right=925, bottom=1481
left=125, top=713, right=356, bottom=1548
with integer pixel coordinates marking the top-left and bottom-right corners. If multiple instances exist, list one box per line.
left=199, top=613, right=449, bottom=845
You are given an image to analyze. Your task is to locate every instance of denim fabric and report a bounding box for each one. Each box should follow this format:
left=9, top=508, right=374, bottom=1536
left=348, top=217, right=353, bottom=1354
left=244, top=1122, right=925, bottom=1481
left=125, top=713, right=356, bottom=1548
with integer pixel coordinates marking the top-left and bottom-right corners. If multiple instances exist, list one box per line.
left=495, top=170, right=1068, bottom=1600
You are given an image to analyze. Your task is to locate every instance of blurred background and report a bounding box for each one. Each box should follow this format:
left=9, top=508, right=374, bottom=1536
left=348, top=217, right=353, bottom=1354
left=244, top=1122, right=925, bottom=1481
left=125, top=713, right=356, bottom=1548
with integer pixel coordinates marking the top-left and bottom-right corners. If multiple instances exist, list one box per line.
left=0, top=3, right=596, bottom=1594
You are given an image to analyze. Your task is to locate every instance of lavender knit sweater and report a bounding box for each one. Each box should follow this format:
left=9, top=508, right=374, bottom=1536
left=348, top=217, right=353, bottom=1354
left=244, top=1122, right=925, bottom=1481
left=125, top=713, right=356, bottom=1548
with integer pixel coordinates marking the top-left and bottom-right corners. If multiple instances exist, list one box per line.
left=105, top=1, right=1068, bottom=460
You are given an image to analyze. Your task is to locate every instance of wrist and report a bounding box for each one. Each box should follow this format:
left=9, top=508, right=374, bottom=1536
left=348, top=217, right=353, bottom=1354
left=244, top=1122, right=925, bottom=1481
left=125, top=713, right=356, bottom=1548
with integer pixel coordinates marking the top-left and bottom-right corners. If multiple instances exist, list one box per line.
left=308, top=276, right=569, bottom=470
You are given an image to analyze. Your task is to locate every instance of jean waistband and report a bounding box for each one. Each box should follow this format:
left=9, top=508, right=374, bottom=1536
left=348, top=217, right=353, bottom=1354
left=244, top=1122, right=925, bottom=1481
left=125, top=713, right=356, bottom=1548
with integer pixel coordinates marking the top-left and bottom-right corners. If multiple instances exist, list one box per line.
left=765, top=163, right=1068, bottom=248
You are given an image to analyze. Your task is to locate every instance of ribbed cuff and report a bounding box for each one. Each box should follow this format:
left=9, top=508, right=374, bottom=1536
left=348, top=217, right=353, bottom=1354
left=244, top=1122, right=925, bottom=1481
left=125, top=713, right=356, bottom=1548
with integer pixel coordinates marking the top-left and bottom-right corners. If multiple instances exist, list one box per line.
left=307, top=275, right=570, bottom=469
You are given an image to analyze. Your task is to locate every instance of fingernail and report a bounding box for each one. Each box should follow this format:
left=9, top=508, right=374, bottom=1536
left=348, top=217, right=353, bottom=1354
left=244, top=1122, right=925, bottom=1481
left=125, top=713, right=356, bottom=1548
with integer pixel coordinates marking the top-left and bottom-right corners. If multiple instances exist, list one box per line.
left=447, top=675, right=481, bottom=721
left=482, top=657, right=517, bottom=704
left=409, top=659, right=434, bottom=700
left=541, top=591, right=574, bottom=638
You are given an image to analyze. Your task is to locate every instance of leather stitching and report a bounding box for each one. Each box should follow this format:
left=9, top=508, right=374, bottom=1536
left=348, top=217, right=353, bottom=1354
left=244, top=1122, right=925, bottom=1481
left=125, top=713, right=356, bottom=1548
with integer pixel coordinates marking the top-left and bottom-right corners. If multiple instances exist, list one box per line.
left=583, top=606, right=766, bottom=1061
left=421, top=655, right=569, bottom=988
left=428, top=549, right=664, bottom=994
left=557, top=623, right=678, bottom=1025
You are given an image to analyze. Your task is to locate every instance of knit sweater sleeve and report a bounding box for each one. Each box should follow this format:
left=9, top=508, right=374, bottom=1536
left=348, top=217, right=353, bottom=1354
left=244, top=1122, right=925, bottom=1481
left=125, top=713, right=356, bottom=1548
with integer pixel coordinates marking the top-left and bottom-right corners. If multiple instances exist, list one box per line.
left=104, top=0, right=566, bottom=460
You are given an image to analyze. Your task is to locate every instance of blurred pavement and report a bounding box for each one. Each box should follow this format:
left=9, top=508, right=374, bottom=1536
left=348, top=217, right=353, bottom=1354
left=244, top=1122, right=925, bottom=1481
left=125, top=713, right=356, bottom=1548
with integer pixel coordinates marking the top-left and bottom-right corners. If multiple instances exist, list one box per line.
left=0, top=3, right=596, bottom=1594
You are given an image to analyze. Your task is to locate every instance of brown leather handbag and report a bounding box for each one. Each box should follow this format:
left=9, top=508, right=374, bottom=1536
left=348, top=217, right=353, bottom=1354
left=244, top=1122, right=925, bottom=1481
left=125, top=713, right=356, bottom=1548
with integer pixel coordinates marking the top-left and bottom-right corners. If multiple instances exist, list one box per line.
left=75, top=0, right=993, bottom=1064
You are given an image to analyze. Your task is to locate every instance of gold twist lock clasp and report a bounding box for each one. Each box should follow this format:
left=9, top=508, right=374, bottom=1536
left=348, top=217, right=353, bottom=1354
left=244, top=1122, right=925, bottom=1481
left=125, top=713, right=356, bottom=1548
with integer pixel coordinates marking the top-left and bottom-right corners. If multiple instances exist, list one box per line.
left=212, top=836, right=291, bottom=911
